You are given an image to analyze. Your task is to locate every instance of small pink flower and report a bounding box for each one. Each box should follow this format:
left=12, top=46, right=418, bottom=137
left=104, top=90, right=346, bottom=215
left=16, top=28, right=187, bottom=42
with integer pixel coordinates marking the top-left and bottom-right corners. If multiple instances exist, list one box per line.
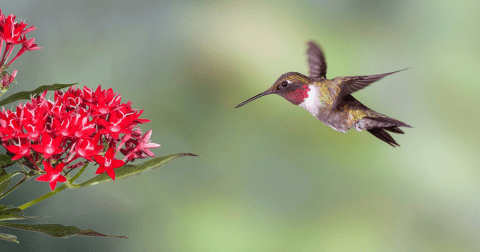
left=0, top=69, right=16, bottom=89
left=123, top=130, right=160, bottom=161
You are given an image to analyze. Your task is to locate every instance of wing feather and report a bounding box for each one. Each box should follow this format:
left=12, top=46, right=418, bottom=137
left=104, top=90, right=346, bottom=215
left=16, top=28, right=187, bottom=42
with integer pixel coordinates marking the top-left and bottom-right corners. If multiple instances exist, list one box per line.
left=333, top=68, right=408, bottom=108
left=307, top=41, right=327, bottom=79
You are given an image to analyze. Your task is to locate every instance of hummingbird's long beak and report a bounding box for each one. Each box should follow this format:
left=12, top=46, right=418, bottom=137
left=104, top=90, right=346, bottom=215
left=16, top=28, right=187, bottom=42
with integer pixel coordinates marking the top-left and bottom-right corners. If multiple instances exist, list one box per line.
left=235, top=89, right=275, bottom=108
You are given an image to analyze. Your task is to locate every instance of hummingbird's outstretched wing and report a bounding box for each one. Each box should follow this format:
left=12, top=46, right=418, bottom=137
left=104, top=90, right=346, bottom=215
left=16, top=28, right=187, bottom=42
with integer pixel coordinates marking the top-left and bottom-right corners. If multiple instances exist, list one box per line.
left=333, top=68, right=408, bottom=108
left=307, top=41, right=327, bottom=79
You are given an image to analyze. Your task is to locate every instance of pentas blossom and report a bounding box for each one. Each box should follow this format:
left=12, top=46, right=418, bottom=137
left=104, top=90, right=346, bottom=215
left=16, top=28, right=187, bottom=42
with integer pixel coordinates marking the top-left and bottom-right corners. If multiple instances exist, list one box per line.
left=93, top=148, right=124, bottom=180
left=0, top=85, right=160, bottom=190
left=35, top=161, right=67, bottom=191
left=0, top=9, right=40, bottom=65
left=0, top=9, right=41, bottom=94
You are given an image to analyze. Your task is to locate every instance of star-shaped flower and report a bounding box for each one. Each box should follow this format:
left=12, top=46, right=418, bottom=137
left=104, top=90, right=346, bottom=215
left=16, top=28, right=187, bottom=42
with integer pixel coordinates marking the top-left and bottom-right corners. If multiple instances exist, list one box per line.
left=73, top=137, right=102, bottom=162
left=5, top=138, right=31, bottom=160
left=93, top=148, right=125, bottom=180
left=35, top=161, right=67, bottom=191
left=31, top=133, right=64, bottom=158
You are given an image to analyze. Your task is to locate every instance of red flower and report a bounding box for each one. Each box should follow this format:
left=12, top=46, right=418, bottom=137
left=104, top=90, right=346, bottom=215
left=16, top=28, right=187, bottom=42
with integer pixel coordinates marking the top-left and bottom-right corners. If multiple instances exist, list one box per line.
left=97, top=110, right=133, bottom=139
left=0, top=12, right=36, bottom=44
left=19, top=111, right=45, bottom=141
left=2, top=14, right=25, bottom=44
left=89, top=85, right=120, bottom=116
left=35, top=161, right=67, bottom=191
left=52, top=118, right=74, bottom=138
left=0, top=85, right=158, bottom=172
left=0, top=11, right=38, bottom=67
left=0, top=117, right=22, bottom=140
left=5, top=138, right=30, bottom=160
left=31, top=133, right=64, bottom=159
left=73, top=137, right=102, bottom=162
left=71, top=114, right=96, bottom=139
left=93, top=148, right=125, bottom=180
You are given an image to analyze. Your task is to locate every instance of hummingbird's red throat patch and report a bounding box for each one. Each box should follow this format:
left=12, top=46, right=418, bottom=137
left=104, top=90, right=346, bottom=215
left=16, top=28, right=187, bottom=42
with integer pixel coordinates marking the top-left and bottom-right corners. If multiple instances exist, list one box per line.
left=286, top=85, right=310, bottom=105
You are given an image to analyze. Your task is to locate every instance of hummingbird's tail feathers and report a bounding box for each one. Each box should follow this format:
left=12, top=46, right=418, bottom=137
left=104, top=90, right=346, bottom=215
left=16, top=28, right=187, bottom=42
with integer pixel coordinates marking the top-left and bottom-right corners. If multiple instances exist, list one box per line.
left=362, top=116, right=412, bottom=129
left=367, top=128, right=400, bottom=147
left=361, top=116, right=412, bottom=147
left=384, top=126, right=404, bottom=134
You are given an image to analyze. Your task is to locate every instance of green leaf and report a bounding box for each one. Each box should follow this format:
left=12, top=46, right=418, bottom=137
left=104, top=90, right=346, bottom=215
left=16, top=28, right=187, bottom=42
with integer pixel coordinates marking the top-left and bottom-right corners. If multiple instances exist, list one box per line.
left=0, top=223, right=128, bottom=239
left=0, top=206, right=40, bottom=221
left=76, top=153, right=197, bottom=188
left=0, top=83, right=77, bottom=107
left=0, top=169, right=8, bottom=194
left=0, top=171, right=22, bottom=194
left=0, top=153, right=17, bottom=169
left=0, top=232, right=18, bottom=243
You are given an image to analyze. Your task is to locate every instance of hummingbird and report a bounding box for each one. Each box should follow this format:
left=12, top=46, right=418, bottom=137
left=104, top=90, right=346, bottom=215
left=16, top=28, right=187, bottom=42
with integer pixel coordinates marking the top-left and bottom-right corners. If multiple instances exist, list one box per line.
left=235, top=41, right=412, bottom=147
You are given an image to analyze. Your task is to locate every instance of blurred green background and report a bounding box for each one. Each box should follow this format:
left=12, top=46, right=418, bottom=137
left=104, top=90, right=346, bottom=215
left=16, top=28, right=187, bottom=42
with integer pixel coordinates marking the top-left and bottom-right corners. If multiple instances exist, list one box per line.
left=2, top=0, right=480, bottom=251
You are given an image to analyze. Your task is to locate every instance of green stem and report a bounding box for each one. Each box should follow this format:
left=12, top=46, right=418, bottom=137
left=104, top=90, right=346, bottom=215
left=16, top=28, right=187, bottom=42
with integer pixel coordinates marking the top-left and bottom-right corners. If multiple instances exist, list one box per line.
left=18, top=163, right=27, bottom=173
left=69, top=163, right=89, bottom=183
left=18, top=184, right=67, bottom=210
left=18, top=163, right=89, bottom=210
left=0, top=171, right=28, bottom=200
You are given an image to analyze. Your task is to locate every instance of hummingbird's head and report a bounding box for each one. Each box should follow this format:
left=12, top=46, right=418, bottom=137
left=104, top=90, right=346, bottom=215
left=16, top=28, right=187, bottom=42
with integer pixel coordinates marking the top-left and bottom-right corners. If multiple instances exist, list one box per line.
left=235, top=72, right=311, bottom=108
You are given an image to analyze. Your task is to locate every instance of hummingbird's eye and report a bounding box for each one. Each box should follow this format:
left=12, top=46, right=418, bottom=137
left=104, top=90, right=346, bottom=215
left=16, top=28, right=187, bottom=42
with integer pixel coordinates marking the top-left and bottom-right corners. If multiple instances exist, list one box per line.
left=281, top=81, right=288, bottom=87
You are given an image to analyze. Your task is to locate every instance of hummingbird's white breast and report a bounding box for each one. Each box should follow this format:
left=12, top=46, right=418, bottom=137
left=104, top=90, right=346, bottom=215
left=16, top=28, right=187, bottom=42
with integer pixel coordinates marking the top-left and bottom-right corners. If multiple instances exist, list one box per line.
left=299, top=84, right=321, bottom=117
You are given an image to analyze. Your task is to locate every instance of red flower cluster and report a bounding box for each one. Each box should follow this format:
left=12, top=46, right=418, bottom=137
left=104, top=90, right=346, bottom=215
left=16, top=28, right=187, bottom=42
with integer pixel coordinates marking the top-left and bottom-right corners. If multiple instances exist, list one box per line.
left=0, top=9, right=40, bottom=89
left=0, top=86, right=160, bottom=190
